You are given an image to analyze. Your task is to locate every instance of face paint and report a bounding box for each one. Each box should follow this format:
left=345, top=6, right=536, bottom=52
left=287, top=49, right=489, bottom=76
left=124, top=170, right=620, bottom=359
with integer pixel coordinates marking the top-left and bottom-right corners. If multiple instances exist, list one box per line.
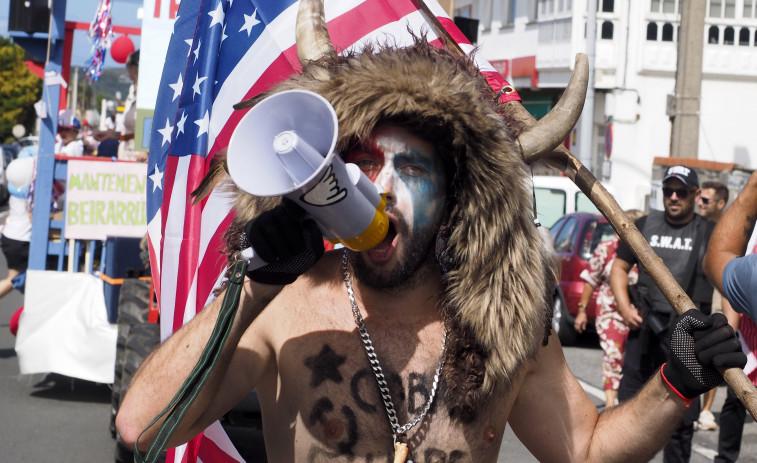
left=344, top=124, right=447, bottom=288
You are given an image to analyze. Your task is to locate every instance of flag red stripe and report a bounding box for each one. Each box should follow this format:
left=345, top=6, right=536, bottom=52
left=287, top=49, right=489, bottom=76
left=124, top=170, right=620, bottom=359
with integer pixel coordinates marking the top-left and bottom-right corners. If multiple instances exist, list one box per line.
left=196, top=212, right=235, bottom=313
left=197, top=434, right=242, bottom=463
left=172, top=155, right=210, bottom=331
left=209, top=52, right=298, bottom=156
left=326, top=0, right=419, bottom=50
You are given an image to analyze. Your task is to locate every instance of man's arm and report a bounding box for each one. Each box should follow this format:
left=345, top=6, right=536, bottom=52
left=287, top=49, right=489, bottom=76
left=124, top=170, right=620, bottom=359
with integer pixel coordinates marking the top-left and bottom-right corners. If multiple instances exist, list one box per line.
left=610, top=257, right=642, bottom=329
left=511, top=309, right=745, bottom=463
left=117, top=200, right=325, bottom=451
left=721, top=296, right=741, bottom=332
left=509, top=332, right=688, bottom=463
left=703, top=171, right=757, bottom=293
left=116, top=281, right=282, bottom=450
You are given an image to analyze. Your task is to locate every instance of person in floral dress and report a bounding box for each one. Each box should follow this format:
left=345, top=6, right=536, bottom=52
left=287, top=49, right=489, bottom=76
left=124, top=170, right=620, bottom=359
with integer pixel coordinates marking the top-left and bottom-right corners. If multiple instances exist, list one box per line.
left=574, top=209, right=645, bottom=409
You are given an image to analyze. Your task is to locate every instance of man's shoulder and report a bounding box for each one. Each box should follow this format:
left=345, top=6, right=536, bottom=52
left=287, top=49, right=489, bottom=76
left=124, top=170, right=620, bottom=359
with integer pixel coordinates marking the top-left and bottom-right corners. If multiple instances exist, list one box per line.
left=284, top=250, right=344, bottom=293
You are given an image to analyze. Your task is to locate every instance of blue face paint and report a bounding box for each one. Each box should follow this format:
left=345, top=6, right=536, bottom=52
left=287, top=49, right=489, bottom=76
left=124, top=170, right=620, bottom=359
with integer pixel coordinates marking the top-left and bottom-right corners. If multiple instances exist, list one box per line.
left=391, top=149, right=446, bottom=231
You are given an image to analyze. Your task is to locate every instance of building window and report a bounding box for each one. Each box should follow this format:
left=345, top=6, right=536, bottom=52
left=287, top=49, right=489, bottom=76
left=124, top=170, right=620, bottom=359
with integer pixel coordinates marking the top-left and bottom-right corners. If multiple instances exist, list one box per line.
left=709, top=25, right=720, bottom=44
left=725, top=0, right=736, bottom=17
left=601, top=21, right=614, bottom=39
left=709, top=0, right=721, bottom=17
left=455, top=5, right=473, bottom=18
left=647, top=22, right=658, bottom=40
left=745, top=0, right=756, bottom=17
left=724, top=26, right=735, bottom=44
left=709, top=0, right=736, bottom=17
left=501, top=0, right=516, bottom=26
left=528, top=0, right=539, bottom=21
left=662, top=23, right=674, bottom=41
left=652, top=0, right=678, bottom=13
left=539, top=0, right=554, bottom=16
left=601, top=0, right=614, bottom=12
left=739, top=27, right=750, bottom=45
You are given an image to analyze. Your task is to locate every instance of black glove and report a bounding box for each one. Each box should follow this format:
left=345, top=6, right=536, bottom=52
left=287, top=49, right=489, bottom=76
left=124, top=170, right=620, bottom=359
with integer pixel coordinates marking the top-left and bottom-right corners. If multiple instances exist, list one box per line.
left=241, top=199, right=324, bottom=285
left=662, top=310, right=746, bottom=399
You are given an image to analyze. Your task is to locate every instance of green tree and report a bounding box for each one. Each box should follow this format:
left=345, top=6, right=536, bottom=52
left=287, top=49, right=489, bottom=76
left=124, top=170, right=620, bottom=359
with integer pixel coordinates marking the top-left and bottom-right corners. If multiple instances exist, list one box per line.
left=0, top=37, right=42, bottom=143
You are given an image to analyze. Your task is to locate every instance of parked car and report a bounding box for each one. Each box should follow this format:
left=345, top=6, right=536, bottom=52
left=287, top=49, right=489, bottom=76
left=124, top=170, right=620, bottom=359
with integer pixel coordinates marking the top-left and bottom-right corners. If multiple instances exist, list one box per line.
left=549, top=212, right=616, bottom=345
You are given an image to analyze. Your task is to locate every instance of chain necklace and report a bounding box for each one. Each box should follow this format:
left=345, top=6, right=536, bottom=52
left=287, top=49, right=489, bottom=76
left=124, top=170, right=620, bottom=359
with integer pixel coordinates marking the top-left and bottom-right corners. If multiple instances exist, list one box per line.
left=342, top=251, right=448, bottom=462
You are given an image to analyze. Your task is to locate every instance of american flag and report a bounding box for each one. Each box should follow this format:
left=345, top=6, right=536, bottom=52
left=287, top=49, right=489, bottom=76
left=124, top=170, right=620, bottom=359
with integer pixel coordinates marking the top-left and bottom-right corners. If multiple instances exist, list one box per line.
left=146, top=1, right=519, bottom=461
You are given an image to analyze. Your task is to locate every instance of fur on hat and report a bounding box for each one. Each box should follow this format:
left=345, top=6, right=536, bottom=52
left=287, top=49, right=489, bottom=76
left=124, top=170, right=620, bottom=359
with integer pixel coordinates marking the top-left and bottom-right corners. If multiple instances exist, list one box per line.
left=219, top=39, right=552, bottom=412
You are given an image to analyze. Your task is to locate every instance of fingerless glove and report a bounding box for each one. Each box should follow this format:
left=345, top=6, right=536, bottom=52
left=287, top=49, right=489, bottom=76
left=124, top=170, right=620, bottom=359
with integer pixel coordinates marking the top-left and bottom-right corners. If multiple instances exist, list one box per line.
left=662, top=310, right=746, bottom=400
left=241, top=200, right=325, bottom=285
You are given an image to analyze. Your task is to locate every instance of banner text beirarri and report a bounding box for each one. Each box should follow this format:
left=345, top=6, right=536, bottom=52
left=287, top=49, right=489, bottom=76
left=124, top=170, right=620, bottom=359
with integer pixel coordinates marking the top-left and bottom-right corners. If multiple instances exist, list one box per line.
left=67, top=173, right=147, bottom=226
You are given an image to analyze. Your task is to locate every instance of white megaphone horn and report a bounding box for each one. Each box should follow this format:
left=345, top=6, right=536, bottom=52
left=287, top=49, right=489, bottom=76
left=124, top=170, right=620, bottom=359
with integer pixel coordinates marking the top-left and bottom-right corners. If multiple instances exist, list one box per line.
left=227, top=89, right=389, bottom=270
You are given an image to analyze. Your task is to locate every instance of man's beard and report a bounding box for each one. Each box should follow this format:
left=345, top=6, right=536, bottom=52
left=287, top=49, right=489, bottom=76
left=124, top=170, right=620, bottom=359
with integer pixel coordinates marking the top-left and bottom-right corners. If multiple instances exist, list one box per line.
left=349, top=212, right=440, bottom=290
left=665, top=200, right=695, bottom=222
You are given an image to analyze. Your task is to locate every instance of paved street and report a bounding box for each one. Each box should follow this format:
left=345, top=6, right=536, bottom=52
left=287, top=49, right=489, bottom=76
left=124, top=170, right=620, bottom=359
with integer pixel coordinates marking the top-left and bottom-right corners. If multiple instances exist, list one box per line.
left=0, top=265, right=754, bottom=462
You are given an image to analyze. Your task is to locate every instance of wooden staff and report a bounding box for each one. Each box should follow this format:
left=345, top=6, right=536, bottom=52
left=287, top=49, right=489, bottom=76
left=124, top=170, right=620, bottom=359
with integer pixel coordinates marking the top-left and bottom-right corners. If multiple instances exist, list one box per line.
left=412, top=0, right=757, bottom=419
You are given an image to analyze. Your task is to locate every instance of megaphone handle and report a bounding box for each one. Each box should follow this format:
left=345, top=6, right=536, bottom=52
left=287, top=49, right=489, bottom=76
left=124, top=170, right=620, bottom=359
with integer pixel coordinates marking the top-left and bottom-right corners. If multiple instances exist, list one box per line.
left=240, top=247, right=267, bottom=271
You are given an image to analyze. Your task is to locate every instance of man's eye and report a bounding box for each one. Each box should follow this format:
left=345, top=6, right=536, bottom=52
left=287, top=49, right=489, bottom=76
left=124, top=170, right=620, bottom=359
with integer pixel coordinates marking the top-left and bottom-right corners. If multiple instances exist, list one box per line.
left=398, top=162, right=427, bottom=178
left=355, top=159, right=378, bottom=169
left=346, top=156, right=381, bottom=181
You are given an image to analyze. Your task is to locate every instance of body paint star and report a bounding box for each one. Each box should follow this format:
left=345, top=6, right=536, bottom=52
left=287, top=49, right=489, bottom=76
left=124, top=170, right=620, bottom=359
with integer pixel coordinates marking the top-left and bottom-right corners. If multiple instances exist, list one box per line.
left=304, top=344, right=347, bottom=388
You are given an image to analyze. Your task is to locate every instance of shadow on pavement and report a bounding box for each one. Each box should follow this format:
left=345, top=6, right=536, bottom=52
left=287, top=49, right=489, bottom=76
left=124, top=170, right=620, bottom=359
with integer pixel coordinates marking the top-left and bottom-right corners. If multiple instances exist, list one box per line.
left=29, top=373, right=111, bottom=404
left=0, top=347, right=16, bottom=359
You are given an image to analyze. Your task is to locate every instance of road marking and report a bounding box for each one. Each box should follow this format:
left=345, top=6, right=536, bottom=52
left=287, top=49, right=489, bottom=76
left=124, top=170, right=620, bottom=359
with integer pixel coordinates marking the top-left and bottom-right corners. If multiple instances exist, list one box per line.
left=692, top=443, right=717, bottom=459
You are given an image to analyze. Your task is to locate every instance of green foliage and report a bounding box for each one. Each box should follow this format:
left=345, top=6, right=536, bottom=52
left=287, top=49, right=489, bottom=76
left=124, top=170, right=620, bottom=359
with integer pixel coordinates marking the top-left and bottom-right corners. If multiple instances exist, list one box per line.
left=0, top=37, right=42, bottom=142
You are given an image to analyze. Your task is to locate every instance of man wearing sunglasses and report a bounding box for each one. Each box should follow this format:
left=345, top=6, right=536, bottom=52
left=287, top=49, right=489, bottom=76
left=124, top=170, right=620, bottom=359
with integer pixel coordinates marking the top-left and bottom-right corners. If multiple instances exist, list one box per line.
left=610, top=165, right=718, bottom=463
left=697, top=181, right=729, bottom=222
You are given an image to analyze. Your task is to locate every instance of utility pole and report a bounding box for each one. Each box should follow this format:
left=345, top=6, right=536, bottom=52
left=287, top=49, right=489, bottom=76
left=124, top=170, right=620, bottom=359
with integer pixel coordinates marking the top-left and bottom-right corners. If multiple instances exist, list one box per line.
left=579, top=0, right=598, bottom=172
left=670, top=0, right=706, bottom=158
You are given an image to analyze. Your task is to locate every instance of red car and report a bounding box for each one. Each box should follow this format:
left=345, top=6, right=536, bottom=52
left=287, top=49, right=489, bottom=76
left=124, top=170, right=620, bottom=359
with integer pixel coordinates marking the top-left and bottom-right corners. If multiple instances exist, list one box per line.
left=549, top=212, right=616, bottom=345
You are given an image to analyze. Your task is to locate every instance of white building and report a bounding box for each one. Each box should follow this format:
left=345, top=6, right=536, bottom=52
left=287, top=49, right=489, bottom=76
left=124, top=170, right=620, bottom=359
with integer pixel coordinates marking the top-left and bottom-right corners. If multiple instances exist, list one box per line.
left=454, top=0, right=757, bottom=209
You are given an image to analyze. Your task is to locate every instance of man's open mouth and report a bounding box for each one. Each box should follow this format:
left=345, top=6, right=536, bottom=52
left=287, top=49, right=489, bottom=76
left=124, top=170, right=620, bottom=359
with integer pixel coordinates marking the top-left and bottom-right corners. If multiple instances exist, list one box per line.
left=367, top=221, right=398, bottom=262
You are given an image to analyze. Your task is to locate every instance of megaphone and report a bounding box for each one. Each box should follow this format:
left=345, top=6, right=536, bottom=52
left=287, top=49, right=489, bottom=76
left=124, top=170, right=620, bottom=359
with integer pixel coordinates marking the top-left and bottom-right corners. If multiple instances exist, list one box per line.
left=227, top=89, right=389, bottom=269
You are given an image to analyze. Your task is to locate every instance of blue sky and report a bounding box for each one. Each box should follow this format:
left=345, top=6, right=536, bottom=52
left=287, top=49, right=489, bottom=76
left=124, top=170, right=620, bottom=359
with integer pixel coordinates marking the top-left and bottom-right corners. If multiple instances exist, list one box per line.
left=0, top=0, right=143, bottom=68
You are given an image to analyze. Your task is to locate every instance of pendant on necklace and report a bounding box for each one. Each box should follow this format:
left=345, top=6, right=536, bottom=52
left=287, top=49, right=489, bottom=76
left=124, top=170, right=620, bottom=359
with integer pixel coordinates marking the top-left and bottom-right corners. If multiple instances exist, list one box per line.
left=393, top=441, right=409, bottom=463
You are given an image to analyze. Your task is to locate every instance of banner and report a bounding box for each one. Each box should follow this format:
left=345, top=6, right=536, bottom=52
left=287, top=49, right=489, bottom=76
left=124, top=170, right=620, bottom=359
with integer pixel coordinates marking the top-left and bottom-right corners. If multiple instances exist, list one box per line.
left=15, top=270, right=117, bottom=383
left=65, top=160, right=148, bottom=240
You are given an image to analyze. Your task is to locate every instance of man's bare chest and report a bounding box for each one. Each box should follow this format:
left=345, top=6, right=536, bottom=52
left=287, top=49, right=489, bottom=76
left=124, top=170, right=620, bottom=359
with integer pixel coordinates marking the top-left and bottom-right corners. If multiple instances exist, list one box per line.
left=266, top=321, right=509, bottom=462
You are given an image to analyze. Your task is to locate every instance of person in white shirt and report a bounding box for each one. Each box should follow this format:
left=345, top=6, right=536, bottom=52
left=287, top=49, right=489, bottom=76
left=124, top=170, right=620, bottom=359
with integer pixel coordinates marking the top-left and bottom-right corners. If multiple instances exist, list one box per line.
left=55, top=109, right=84, bottom=157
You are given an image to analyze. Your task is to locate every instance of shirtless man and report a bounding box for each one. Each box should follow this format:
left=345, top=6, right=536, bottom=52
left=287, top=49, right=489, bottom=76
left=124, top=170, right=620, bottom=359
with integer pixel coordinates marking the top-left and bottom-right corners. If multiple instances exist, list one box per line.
left=116, top=39, right=745, bottom=463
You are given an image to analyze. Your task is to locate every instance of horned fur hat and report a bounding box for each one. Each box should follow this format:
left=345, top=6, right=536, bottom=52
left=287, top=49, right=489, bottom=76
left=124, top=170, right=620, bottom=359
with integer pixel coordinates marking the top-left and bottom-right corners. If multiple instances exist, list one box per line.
left=221, top=42, right=555, bottom=407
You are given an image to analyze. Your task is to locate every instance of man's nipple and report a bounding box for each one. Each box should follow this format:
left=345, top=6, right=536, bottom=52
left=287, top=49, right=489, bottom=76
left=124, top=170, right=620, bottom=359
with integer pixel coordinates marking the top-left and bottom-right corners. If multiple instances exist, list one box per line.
left=324, top=418, right=344, bottom=440
left=483, top=425, right=496, bottom=444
